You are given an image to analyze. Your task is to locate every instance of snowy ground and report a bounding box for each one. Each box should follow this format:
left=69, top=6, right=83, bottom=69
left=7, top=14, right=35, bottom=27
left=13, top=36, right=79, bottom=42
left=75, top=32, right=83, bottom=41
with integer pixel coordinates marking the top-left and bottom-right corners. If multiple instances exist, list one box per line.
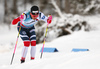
left=0, top=15, right=100, bottom=69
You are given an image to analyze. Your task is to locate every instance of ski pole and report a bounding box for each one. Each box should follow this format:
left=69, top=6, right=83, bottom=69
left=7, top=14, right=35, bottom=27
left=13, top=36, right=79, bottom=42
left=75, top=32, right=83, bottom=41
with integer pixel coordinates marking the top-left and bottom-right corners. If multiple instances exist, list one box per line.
left=40, top=23, right=49, bottom=58
left=10, top=26, right=21, bottom=65
left=10, top=14, right=24, bottom=65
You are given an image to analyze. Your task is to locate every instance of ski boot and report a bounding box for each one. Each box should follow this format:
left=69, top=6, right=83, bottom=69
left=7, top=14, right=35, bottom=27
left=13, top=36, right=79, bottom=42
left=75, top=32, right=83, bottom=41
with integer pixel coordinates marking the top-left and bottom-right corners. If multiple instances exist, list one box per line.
left=21, top=59, right=25, bottom=63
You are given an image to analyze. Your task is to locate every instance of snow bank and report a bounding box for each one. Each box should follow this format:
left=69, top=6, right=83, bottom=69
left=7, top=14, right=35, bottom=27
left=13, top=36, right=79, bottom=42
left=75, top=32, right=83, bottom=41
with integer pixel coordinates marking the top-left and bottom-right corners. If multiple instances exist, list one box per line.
left=0, top=15, right=100, bottom=69
left=36, top=14, right=91, bottom=43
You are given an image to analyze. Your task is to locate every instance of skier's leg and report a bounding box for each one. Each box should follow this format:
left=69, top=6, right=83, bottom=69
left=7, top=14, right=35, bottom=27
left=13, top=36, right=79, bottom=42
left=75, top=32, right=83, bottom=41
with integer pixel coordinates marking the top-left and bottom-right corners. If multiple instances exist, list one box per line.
left=29, top=27, right=36, bottom=60
left=30, top=40, right=36, bottom=60
left=21, top=41, right=30, bottom=63
left=18, top=26, right=30, bottom=63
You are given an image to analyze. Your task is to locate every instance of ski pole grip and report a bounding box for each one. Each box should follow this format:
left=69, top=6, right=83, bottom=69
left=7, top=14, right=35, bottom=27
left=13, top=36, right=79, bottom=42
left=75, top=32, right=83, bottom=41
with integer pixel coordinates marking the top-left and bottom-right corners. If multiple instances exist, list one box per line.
left=47, top=14, right=52, bottom=25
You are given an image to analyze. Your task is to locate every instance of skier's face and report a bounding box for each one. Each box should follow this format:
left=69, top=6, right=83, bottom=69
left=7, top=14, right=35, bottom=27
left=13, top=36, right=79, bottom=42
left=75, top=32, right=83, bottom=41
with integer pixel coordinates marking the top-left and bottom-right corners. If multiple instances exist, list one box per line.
left=30, top=12, right=39, bottom=19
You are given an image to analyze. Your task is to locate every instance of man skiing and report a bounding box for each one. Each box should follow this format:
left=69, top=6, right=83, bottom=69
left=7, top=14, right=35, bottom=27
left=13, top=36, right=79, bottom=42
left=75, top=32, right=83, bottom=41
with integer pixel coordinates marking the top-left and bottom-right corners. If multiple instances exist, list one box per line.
left=12, top=6, right=52, bottom=63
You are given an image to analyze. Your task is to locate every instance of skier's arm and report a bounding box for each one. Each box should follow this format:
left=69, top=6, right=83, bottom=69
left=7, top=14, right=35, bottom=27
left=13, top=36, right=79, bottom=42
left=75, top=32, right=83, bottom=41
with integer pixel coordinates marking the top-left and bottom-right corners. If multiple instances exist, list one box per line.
left=40, top=13, right=48, bottom=23
left=40, top=12, right=52, bottom=24
left=12, top=17, right=20, bottom=25
left=12, top=13, right=25, bottom=25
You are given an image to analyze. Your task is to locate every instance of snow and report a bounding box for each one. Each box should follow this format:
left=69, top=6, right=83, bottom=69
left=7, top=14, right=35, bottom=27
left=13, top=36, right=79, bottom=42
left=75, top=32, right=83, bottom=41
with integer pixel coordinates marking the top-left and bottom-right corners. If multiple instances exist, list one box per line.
left=0, top=0, right=100, bottom=68
left=0, top=15, right=100, bottom=69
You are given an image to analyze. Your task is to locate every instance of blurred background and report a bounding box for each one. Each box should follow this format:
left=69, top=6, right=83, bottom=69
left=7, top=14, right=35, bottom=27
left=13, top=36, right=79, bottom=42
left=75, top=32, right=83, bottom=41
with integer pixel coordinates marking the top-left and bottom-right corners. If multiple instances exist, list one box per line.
left=0, top=0, right=100, bottom=43
left=1, top=0, right=100, bottom=23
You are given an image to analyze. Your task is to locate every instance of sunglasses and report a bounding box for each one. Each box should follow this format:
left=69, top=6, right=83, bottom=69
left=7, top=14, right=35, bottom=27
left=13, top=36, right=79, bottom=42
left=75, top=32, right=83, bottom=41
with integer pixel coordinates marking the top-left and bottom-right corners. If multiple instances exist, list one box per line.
left=31, top=11, right=39, bottom=15
left=30, top=13, right=39, bottom=17
left=31, top=12, right=39, bottom=15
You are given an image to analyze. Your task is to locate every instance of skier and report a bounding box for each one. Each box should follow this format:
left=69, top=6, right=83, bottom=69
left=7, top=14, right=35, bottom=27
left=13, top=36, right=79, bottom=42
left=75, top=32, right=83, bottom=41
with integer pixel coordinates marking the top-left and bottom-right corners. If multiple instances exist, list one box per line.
left=12, top=6, right=52, bottom=63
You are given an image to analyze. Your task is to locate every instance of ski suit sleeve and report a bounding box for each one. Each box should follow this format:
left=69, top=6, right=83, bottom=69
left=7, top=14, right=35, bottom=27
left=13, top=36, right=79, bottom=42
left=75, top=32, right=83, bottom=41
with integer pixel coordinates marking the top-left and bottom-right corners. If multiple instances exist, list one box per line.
left=12, top=13, right=26, bottom=25
left=39, top=12, right=52, bottom=24
left=39, top=12, right=48, bottom=23
left=12, top=17, right=20, bottom=25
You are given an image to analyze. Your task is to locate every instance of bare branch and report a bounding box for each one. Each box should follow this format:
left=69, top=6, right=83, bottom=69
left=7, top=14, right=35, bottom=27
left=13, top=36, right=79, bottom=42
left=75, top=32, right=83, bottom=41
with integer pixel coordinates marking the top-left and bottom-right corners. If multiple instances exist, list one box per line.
left=51, top=0, right=64, bottom=18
